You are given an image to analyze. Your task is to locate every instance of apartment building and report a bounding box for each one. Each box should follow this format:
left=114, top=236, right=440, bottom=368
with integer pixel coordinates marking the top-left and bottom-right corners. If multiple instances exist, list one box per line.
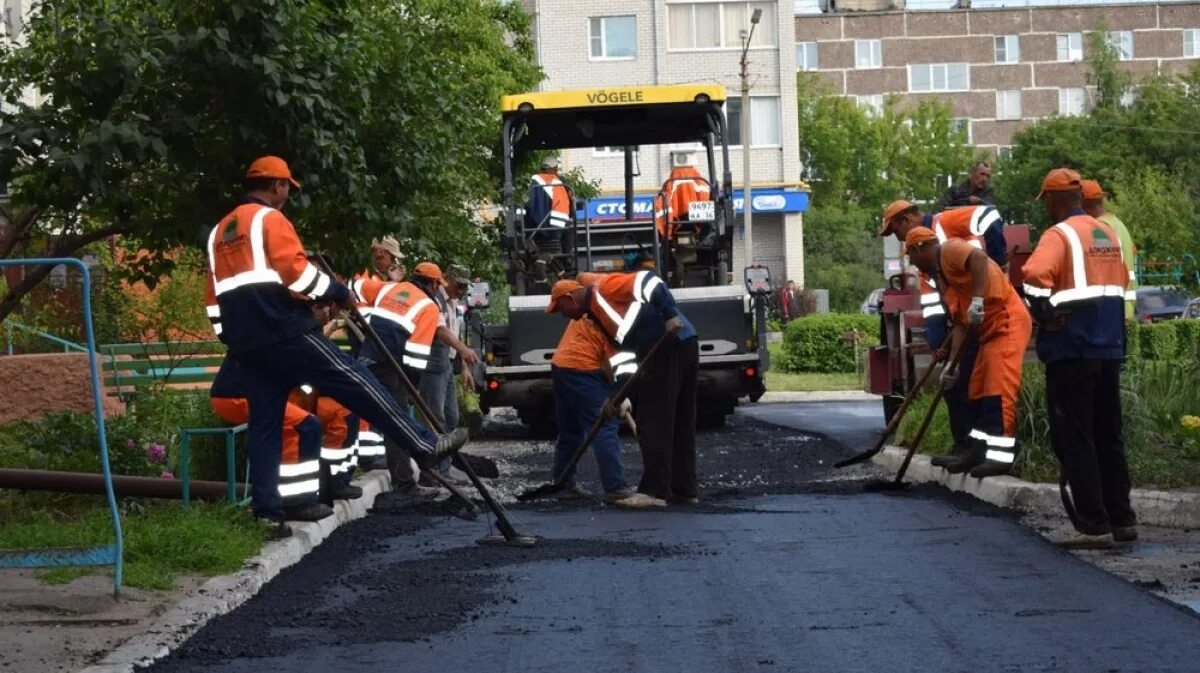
left=793, top=1, right=1200, bottom=156
left=523, top=0, right=809, bottom=286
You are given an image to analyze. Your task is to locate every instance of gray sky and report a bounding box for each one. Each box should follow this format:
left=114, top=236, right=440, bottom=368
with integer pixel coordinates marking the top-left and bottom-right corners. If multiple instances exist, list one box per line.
left=795, top=0, right=1164, bottom=14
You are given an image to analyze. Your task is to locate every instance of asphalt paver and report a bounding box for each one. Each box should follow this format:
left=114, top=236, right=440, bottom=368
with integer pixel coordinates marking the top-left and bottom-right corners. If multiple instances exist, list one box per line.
left=144, top=408, right=1200, bottom=673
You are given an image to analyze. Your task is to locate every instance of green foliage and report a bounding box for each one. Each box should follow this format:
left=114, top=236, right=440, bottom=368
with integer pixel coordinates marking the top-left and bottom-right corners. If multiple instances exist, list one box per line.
left=0, top=0, right=541, bottom=317
left=1126, top=319, right=1200, bottom=361
left=895, top=388, right=953, bottom=455
left=802, top=204, right=883, bottom=313
left=0, top=502, right=266, bottom=590
left=780, top=313, right=878, bottom=374
left=558, top=166, right=602, bottom=202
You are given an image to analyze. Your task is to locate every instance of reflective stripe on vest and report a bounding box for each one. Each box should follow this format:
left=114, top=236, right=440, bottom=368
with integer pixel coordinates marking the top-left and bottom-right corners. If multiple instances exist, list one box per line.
left=593, top=290, right=642, bottom=344
left=207, top=206, right=332, bottom=300
left=1037, top=222, right=1126, bottom=307
left=532, top=174, right=569, bottom=227
left=933, top=222, right=983, bottom=249
left=969, top=206, right=1002, bottom=236
left=634, top=270, right=664, bottom=303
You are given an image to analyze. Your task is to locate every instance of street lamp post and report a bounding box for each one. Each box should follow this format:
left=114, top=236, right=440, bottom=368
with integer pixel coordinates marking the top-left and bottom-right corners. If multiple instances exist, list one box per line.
left=739, top=8, right=762, bottom=269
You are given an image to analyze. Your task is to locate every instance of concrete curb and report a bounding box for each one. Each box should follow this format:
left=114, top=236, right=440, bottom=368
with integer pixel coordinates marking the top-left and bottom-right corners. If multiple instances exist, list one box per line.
left=873, top=447, right=1200, bottom=528
left=757, top=390, right=880, bottom=403
left=78, top=470, right=394, bottom=673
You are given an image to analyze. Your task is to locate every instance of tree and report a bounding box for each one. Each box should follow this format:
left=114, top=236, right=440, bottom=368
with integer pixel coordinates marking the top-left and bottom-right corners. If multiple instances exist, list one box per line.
left=0, top=0, right=541, bottom=322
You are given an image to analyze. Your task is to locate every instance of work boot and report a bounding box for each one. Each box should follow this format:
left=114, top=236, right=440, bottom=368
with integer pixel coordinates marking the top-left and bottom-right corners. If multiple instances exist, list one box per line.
left=969, top=460, right=1013, bottom=479
left=1052, top=531, right=1114, bottom=550
left=931, top=443, right=970, bottom=468
left=328, top=483, right=363, bottom=501
left=394, top=482, right=442, bottom=500
left=604, top=487, right=636, bottom=504
left=416, top=428, right=470, bottom=470
left=284, top=503, right=335, bottom=522
left=1112, top=525, right=1139, bottom=543
left=940, top=440, right=986, bottom=475
left=612, top=492, right=668, bottom=509
left=554, top=483, right=593, bottom=501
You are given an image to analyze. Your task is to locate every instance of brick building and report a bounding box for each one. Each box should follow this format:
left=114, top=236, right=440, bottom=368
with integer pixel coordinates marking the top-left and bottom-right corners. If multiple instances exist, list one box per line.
left=522, top=0, right=809, bottom=286
left=794, top=1, right=1200, bottom=156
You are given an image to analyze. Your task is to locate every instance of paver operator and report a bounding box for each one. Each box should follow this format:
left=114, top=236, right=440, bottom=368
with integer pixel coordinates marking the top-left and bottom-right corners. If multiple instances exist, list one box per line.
left=1022, top=167, right=1135, bottom=550
left=904, top=227, right=1032, bottom=478
left=879, top=199, right=1008, bottom=470
left=546, top=268, right=698, bottom=509
left=203, top=156, right=467, bottom=525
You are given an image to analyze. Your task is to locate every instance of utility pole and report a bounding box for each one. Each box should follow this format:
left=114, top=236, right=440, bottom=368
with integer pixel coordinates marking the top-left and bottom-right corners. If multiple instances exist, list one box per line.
left=739, top=8, right=762, bottom=269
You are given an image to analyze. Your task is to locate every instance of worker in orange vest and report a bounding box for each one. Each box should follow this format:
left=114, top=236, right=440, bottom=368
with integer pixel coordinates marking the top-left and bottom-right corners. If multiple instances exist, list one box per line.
left=653, top=153, right=713, bottom=243
left=1023, top=167, right=1134, bottom=549
left=524, top=156, right=572, bottom=249
left=202, top=156, right=467, bottom=528
left=904, top=226, right=1032, bottom=478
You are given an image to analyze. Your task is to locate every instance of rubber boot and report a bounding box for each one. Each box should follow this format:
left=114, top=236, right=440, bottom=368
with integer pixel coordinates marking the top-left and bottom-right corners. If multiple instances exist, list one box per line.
left=931, top=443, right=971, bottom=468
left=940, top=439, right=986, bottom=475
left=969, top=459, right=1014, bottom=479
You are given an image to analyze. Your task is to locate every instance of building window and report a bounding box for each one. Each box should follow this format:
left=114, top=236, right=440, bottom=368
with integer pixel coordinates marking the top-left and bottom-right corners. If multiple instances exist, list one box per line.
left=855, top=39, right=882, bottom=68
left=908, top=63, right=970, bottom=93
left=1059, top=87, right=1087, bottom=116
left=796, top=41, right=818, bottom=71
left=855, top=94, right=884, bottom=117
left=589, top=16, right=636, bottom=60
left=1108, top=31, right=1133, bottom=60
left=994, top=35, right=1020, bottom=64
left=996, top=90, right=1022, bottom=120
left=1057, top=32, right=1083, bottom=62
left=1186, top=29, right=1200, bottom=58
left=726, top=96, right=781, bottom=146
left=997, top=146, right=1013, bottom=160
left=951, top=118, right=972, bottom=144
left=667, top=2, right=777, bottom=51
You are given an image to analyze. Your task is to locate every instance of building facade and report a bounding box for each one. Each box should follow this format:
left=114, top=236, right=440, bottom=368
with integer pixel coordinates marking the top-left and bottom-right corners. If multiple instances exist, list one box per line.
left=523, top=0, right=809, bottom=286
left=794, top=2, right=1200, bottom=156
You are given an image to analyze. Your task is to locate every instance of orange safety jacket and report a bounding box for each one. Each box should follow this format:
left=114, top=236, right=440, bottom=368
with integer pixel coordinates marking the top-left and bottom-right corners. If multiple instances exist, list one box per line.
left=578, top=270, right=694, bottom=378
left=654, top=167, right=712, bottom=241
left=204, top=197, right=349, bottom=354
left=1022, top=211, right=1128, bottom=363
left=529, top=172, right=572, bottom=229
left=350, top=277, right=440, bottom=373
left=917, top=205, right=1006, bottom=322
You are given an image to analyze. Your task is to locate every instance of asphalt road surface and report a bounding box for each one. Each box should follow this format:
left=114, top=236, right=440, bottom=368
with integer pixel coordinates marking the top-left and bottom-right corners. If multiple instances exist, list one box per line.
left=147, top=403, right=1200, bottom=673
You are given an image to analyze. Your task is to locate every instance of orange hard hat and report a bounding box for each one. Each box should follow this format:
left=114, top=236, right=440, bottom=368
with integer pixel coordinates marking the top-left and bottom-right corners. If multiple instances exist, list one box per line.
left=246, top=156, right=301, bottom=189
left=412, top=262, right=447, bottom=287
left=879, top=200, right=916, bottom=236
left=546, top=279, right=584, bottom=313
left=1036, top=167, right=1082, bottom=200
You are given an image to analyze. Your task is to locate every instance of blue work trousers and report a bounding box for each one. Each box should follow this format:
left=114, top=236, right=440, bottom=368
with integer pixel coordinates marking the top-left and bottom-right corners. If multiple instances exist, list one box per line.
left=232, top=330, right=438, bottom=520
left=418, top=352, right=459, bottom=475
left=552, top=366, right=627, bottom=493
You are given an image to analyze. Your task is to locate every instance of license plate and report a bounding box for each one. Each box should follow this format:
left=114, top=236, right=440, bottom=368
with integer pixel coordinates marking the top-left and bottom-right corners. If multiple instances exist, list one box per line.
left=688, top=200, right=715, bottom=221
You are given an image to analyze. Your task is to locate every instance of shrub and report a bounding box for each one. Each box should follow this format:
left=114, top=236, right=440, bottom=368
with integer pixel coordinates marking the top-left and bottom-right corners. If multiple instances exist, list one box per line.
left=781, top=313, right=879, bottom=373
left=1126, top=319, right=1200, bottom=361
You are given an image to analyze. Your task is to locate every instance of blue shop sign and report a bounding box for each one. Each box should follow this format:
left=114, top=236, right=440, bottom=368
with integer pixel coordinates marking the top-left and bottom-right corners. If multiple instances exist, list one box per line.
left=580, top=187, right=809, bottom=220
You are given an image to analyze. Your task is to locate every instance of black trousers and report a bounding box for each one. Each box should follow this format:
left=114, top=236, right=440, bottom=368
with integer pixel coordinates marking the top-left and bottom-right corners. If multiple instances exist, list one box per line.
left=633, top=337, right=699, bottom=499
left=1045, top=358, right=1136, bottom=535
left=945, top=333, right=980, bottom=446
left=368, top=363, right=420, bottom=489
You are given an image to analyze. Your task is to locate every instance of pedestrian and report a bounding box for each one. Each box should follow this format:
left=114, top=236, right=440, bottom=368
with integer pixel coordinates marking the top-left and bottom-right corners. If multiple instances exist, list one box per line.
left=350, top=262, right=445, bottom=496
left=203, top=156, right=467, bottom=534
left=879, top=199, right=1007, bottom=468
left=779, top=280, right=797, bottom=323
left=1081, top=179, right=1138, bottom=320
left=932, top=161, right=995, bottom=213
left=415, top=263, right=480, bottom=485
left=545, top=307, right=634, bottom=503
left=1023, top=167, right=1134, bottom=549
left=903, top=226, right=1032, bottom=477
left=545, top=267, right=699, bottom=509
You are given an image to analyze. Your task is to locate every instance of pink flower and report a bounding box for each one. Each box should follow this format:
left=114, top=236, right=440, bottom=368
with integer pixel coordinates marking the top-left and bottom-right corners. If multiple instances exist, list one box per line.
left=160, top=470, right=174, bottom=480
left=146, top=443, right=166, bottom=464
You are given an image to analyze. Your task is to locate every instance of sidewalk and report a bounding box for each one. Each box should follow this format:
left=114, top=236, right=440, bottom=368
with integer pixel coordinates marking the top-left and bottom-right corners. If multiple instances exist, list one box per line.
left=757, top=390, right=879, bottom=404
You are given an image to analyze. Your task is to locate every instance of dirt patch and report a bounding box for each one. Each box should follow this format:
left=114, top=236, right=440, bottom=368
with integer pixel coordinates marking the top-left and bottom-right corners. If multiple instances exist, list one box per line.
left=0, top=353, right=124, bottom=424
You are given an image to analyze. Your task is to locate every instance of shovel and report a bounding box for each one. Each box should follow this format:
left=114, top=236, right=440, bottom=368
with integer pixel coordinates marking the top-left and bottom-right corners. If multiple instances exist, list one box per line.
left=517, top=332, right=669, bottom=502
left=834, top=353, right=942, bottom=468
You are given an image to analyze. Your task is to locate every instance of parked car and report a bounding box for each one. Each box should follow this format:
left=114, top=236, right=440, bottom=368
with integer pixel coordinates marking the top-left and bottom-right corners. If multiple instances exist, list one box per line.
left=1134, top=286, right=1191, bottom=323
left=861, top=288, right=884, bottom=315
left=1182, top=297, right=1200, bottom=320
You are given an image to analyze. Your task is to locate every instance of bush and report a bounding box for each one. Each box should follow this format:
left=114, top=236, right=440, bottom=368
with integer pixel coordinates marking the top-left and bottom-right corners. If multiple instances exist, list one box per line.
left=781, top=313, right=879, bottom=373
left=1126, top=320, right=1200, bottom=362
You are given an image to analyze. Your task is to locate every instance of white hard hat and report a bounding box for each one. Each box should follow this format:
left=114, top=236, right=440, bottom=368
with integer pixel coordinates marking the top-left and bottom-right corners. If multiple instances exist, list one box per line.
left=672, top=151, right=696, bottom=167
left=540, top=156, right=560, bottom=170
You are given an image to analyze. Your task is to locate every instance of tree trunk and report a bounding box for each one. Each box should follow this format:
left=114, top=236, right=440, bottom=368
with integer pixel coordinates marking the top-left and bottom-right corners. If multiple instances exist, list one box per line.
left=0, top=223, right=126, bottom=324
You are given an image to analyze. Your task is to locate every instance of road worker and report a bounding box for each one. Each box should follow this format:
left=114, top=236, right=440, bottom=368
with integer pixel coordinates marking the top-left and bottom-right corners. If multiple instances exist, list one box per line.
left=904, top=227, right=1032, bottom=478
left=416, top=264, right=479, bottom=486
left=1023, top=167, right=1134, bottom=549
left=203, top=156, right=467, bottom=527
left=546, top=266, right=698, bottom=509
left=879, top=199, right=1007, bottom=469
left=289, top=384, right=362, bottom=504
left=524, top=156, right=571, bottom=249
left=545, top=309, right=634, bottom=503
left=368, top=236, right=407, bottom=282
left=1082, top=179, right=1138, bottom=320
left=350, top=262, right=444, bottom=496
left=653, top=152, right=712, bottom=244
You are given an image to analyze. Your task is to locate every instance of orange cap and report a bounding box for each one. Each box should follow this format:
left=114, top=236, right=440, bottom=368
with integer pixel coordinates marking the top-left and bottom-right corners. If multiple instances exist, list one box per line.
left=1081, top=179, right=1106, bottom=200
left=546, top=279, right=584, bottom=313
left=904, top=226, right=938, bottom=249
left=1036, top=167, right=1082, bottom=200
left=879, top=200, right=916, bottom=236
left=412, top=262, right=447, bottom=286
left=246, top=156, right=301, bottom=189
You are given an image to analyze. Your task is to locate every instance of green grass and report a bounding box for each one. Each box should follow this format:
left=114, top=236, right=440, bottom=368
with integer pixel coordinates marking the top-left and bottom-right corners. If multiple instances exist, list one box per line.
left=0, top=500, right=268, bottom=590
left=765, top=342, right=862, bottom=392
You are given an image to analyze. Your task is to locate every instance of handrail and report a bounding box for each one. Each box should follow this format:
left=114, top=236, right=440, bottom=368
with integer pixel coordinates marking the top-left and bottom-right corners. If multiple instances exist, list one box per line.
left=2, top=320, right=88, bottom=355
left=0, top=258, right=124, bottom=598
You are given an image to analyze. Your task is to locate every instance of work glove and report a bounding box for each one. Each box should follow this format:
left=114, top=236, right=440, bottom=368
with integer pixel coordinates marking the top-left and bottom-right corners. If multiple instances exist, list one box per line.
left=940, top=365, right=959, bottom=391
left=665, top=316, right=684, bottom=335
left=967, top=296, right=985, bottom=326
left=619, top=398, right=633, bottom=419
